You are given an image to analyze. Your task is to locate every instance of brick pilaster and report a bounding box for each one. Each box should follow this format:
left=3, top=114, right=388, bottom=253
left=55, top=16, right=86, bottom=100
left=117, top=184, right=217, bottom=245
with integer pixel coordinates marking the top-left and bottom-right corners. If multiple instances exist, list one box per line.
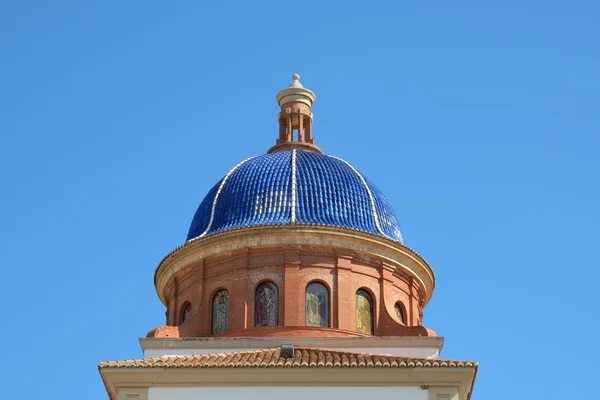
left=283, top=249, right=302, bottom=326
left=230, top=248, right=249, bottom=331
left=336, top=254, right=354, bottom=331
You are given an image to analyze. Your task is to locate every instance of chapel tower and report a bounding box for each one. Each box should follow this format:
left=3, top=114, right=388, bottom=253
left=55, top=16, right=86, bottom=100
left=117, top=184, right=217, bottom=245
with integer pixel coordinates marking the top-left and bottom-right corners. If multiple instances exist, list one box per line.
left=99, top=76, right=477, bottom=400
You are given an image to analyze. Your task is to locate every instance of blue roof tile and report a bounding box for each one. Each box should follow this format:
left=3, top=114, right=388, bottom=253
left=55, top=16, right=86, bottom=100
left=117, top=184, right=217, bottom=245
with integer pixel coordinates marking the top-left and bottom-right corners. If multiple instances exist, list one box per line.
left=186, top=150, right=404, bottom=243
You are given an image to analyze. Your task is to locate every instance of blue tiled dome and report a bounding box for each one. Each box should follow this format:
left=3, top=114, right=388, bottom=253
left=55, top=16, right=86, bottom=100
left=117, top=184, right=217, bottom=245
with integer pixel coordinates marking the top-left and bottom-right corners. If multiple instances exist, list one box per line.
left=186, top=150, right=404, bottom=244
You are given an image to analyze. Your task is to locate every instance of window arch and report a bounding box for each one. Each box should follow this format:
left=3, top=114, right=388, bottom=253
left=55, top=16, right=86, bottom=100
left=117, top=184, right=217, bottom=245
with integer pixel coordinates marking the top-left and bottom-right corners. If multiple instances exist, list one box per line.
left=211, top=289, right=229, bottom=335
left=355, top=289, right=373, bottom=334
left=306, top=282, right=329, bottom=327
left=394, top=302, right=406, bottom=324
left=255, top=282, right=278, bottom=327
left=180, top=302, right=191, bottom=324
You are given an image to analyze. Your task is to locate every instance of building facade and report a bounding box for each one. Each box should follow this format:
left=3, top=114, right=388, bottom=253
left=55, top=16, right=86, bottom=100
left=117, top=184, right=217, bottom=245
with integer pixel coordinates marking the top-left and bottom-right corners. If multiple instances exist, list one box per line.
left=99, top=75, right=477, bottom=400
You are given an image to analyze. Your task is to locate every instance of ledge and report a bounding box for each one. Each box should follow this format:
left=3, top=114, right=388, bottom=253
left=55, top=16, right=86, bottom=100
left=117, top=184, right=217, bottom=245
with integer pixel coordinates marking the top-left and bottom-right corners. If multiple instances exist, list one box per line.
left=140, top=335, right=444, bottom=351
left=267, top=141, right=324, bottom=154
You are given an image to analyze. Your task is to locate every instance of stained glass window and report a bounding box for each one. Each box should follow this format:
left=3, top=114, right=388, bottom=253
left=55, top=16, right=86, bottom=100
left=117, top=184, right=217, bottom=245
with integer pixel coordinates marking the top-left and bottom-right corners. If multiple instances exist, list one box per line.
left=395, top=302, right=405, bottom=324
left=306, top=282, right=329, bottom=327
left=181, top=302, right=191, bottom=324
left=355, top=289, right=373, bottom=334
left=255, top=282, right=278, bottom=327
left=211, top=290, right=229, bottom=335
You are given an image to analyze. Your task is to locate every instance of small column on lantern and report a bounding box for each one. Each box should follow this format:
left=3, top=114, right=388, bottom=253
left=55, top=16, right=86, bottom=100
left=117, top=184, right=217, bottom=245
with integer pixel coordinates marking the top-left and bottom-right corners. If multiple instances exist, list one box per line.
left=298, top=110, right=305, bottom=142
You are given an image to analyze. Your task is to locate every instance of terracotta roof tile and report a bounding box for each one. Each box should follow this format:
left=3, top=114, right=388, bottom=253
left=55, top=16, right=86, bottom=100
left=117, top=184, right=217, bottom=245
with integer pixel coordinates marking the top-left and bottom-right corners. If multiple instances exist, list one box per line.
left=98, top=347, right=477, bottom=370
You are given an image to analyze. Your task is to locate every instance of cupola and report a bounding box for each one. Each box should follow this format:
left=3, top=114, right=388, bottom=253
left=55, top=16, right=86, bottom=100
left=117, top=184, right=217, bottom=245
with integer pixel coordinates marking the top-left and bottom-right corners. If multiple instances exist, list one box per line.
left=150, top=75, right=436, bottom=341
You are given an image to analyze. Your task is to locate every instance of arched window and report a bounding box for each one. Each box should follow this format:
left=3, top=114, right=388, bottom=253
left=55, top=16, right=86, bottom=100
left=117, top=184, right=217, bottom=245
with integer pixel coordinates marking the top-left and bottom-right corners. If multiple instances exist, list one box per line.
left=180, top=302, right=191, bottom=324
left=211, top=290, right=229, bottom=335
left=255, top=282, right=278, bottom=327
left=395, top=302, right=406, bottom=324
left=306, top=282, right=329, bottom=327
left=355, top=289, right=373, bottom=334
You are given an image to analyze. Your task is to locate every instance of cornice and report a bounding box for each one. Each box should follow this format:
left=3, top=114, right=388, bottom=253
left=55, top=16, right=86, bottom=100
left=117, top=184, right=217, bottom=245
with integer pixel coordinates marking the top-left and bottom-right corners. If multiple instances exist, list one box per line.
left=99, top=362, right=476, bottom=400
left=154, top=226, right=435, bottom=307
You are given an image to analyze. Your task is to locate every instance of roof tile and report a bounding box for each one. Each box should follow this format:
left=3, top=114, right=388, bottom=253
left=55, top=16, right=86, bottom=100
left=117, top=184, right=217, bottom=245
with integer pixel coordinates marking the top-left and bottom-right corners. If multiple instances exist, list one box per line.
left=99, top=347, right=476, bottom=370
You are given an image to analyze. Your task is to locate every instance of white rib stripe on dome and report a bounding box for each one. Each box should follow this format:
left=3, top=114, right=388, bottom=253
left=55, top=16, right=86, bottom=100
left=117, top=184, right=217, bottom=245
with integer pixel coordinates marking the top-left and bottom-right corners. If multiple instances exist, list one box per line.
left=195, top=156, right=256, bottom=239
left=330, top=155, right=394, bottom=242
left=290, top=149, right=297, bottom=225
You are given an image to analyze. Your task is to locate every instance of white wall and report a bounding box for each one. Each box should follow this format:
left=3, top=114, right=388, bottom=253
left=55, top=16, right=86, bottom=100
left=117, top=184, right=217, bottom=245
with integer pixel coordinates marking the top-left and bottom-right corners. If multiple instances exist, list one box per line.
left=144, top=346, right=439, bottom=359
left=149, top=386, right=427, bottom=400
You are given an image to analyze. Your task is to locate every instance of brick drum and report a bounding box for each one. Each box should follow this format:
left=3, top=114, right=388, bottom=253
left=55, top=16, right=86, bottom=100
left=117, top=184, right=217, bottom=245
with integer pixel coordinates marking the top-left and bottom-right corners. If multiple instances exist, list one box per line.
left=149, top=240, right=436, bottom=339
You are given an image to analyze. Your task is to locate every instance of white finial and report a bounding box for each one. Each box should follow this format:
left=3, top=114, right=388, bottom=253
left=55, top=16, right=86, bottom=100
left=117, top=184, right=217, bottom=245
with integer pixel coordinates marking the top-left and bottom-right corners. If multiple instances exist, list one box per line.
left=289, top=74, right=303, bottom=88
left=276, top=73, right=315, bottom=106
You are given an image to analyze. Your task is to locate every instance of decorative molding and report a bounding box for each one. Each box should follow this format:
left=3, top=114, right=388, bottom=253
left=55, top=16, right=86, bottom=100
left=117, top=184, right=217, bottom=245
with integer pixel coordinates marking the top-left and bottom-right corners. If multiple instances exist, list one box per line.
left=155, top=226, right=435, bottom=308
left=291, top=149, right=297, bottom=224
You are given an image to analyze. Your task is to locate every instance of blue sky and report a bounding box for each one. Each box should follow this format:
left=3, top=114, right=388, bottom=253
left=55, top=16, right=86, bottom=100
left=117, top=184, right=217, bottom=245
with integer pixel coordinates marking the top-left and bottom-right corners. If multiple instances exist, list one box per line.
left=1, top=1, right=598, bottom=398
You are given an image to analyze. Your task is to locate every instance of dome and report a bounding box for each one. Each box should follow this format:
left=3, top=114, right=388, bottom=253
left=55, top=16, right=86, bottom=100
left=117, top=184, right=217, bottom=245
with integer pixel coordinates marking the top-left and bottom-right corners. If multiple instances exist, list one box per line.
left=186, top=150, right=404, bottom=244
